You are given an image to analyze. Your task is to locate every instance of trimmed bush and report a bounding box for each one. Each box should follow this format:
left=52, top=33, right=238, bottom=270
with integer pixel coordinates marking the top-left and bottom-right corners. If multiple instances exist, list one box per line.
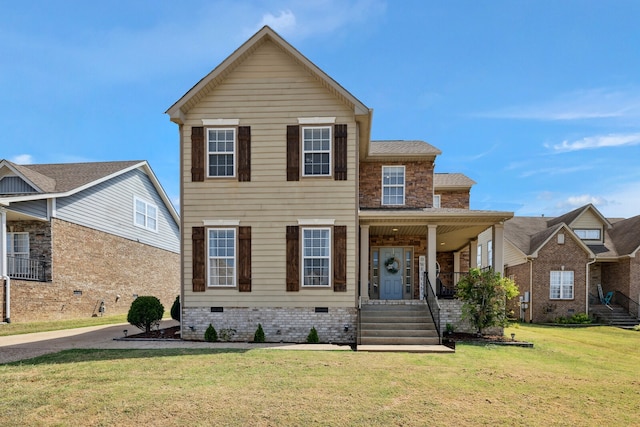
left=306, top=326, right=319, bottom=343
left=204, top=324, right=218, bottom=342
left=170, top=295, right=180, bottom=322
left=254, top=323, right=265, bottom=343
left=127, top=296, right=164, bottom=334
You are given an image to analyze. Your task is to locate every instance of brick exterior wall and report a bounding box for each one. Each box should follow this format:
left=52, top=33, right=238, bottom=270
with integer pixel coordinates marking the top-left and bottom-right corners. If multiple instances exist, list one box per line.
left=1, top=218, right=179, bottom=322
left=359, top=160, right=434, bottom=209
left=505, top=263, right=530, bottom=321
left=529, top=235, right=590, bottom=322
left=601, top=257, right=640, bottom=318
left=438, top=190, right=470, bottom=209
left=182, top=306, right=357, bottom=344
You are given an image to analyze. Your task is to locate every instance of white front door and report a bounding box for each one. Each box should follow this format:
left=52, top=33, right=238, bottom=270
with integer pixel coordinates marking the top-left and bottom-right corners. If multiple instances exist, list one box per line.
left=379, top=248, right=403, bottom=299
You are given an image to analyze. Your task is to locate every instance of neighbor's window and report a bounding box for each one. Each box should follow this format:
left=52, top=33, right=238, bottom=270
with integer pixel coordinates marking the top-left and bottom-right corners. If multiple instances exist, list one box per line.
left=207, top=128, right=235, bottom=177
left=550, top=270, right=574, bottom=299
left=302, top=228, right=331, bottom=286
left=208, top=228, right=236, bottom=287
left=302, top=126, right=331, bottom=176
left=477, top=244, right=482, bottom=267
left=7, top=232, right=29, bottom=277
left=134, top=197, right=158, bottom=232
left=574, top=229, right=601, bottom=240
left=382, top=166, right=405, bottom=205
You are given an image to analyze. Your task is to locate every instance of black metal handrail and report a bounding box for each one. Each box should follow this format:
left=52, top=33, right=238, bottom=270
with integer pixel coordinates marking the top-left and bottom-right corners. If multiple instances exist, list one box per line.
left=7, top=255, right=46, bottom=281
left=424, top=272, right=441, bottom=342
left=611, top=291, right=640, bottom=319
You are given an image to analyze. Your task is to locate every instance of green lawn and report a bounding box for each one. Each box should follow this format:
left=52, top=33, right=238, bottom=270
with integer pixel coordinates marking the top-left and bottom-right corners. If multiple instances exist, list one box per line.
left=1, top=324, right=638, bottom=426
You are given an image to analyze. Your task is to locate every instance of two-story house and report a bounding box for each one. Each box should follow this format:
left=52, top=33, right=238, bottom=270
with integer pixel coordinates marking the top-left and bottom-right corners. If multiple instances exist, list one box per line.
left=0, top=160, right=180, bottom=322
left=167, top=26, right=513, bottom=345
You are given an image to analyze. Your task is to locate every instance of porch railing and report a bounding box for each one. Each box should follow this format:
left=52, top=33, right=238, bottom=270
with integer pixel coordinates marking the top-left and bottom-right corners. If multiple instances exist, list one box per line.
left=7, top=255, right=47, bottom=281
left=424, top=272, right=441, bottom=341
left=611, top=291, right=640, bottom=319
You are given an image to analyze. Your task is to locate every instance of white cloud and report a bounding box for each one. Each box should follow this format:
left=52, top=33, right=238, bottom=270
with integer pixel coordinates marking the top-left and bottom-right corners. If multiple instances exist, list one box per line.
left=477, top=87, right=640, bottom=121
left=10, top=154, right=34, bottom=164
left=548, top=133, right=640, bottom=153
left=256, top=10, right=297, bottom=35
left=555, top=194, right=608, bottom=211
left=518, top=165, right=593, bottom=178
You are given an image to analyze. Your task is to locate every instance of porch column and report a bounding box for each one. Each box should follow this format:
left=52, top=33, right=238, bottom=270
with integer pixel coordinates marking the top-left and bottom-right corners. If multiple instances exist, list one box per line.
left=492, top=223, right=505, bottom=276
left=427, top=224, right=437, bottom=293
left=470, top=238, right=478, bottom=268
left=359, top=225, right=370, bottom=300
left=453, top=251, right=461, bottom=274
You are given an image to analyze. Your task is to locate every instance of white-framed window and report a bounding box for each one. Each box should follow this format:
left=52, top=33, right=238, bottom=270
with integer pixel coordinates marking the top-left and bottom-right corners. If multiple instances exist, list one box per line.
left=302, top=126, right=331, bottom=176
left=208, top=228, right=236, bottom=287
left=207, top=128, right=236, bottom=177
left=382, top=166, right=405, bottom=205
left=7, top=232, right=29, bottom=258
left=488, top=240, right=493, bottom=267
left=477, top=244, right=482, bottom=267
left=574, top=229, right=601, bottom=240
left=550, top=270, right=574, bottom=299
left=134, top=197, right=158, bottom=232
left=433, top=194, right=441, bottom=208
left=302, top=227, right=331, bottom=286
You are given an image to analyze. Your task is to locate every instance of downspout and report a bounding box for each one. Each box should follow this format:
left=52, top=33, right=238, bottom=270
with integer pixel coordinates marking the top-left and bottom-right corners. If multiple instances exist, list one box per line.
left=528, top=258, right=533, bottom=323
left=586, top=258, right=596, bottom=317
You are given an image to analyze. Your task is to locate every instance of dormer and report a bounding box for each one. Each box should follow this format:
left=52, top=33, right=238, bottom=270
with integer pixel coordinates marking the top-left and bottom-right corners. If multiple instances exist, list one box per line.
left=547, top=204, right=611, bottom=245
left=0, top=160, right=54, bottom=196
left=433, top=173, right=475, bottom=209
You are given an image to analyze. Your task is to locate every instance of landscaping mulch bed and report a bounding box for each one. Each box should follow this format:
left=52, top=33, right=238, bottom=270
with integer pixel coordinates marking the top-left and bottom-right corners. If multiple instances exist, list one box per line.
left=124, top=325, right=181, bottom=339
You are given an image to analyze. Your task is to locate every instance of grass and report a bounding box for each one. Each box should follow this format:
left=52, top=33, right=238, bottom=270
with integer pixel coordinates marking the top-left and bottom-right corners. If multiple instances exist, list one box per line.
left=0, top=314, right=129, bottom=337
left=0, top=324, right=638, bottom=426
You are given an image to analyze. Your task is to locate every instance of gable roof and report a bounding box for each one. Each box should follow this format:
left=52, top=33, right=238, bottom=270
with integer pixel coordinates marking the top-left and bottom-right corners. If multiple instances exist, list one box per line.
left=166, top=25, right=375, bottom=161
left=434, top=173, right=476, bottom=190
left=546, top=203, right=612, bottom=229
left=0, top=160, right=179, bottom=224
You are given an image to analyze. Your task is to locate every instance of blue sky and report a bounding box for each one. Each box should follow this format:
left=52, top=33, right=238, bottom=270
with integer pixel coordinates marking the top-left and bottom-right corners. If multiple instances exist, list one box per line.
left=2, top=0, right=640, bottom=218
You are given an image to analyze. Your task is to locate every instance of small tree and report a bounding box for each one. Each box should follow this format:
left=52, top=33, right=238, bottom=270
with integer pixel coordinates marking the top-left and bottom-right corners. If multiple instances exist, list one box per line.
left=306, top=326, right=319, bottom=343
left=170, top=295, right=180, bottom=322
left=127, top=296, right=164, bottom=334
left=204, top=324, right=218, bottom=342
left=455, top=268, right=519, bottom=335
left=254, top=323, right=266, bottom=343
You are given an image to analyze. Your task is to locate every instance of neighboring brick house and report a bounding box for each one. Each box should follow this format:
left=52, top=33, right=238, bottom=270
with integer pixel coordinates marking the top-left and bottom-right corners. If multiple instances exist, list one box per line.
left=0, top=160, right=180, bottom=322
left=166, top=26, right=513, bottom=344
left=478, top=204, right=640, bottom=323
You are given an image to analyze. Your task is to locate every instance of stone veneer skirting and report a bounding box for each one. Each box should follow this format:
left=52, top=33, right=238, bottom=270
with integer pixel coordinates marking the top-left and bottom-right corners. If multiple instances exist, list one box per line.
left=439, top=299, right=502, bottom=335
left=182, top=306, right=357, bottom=344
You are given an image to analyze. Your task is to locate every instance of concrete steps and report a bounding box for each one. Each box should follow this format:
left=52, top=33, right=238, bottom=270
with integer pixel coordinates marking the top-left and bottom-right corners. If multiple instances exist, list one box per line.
left=591, top=304, right=639, bottom=327
left=359, top=303, right=440, bottom=346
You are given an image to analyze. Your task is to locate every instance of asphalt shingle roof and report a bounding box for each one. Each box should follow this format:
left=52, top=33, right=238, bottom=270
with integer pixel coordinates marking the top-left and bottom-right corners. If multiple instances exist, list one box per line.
left=369, top=140, right=442, bottom=156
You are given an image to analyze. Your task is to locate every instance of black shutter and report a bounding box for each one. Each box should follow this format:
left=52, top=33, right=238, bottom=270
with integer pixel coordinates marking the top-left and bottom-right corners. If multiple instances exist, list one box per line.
left=238, top=226, right=252, bottom=292
left=286, top=226, right=300, bottom=291
left=238, top=126, right=251, bottom=182
left=334, top=124, right=347, bottom=180
left=191, top=127, right=205, bottom=182
left=192, top=227, right=206, bottom=292
left=333, top=226, right=347, bottom=292
left=286, top=125, right=300, bottom=181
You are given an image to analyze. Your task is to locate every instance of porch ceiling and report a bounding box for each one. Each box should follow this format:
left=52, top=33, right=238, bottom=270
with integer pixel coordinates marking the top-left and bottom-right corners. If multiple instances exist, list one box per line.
left=360, top=209, right=513, bottom=252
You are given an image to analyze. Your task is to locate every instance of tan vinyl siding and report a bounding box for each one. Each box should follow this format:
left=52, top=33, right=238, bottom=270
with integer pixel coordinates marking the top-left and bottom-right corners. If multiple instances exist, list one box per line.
left=504, top=240, right=527, bottom=267
left=181, top=40, right=357, bottom=308
left=572, top=210, right=605, bottom=243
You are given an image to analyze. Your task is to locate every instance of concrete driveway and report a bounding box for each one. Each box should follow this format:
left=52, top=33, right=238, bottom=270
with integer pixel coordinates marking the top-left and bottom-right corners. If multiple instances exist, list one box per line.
left=0, top=320, right=352, bottom=364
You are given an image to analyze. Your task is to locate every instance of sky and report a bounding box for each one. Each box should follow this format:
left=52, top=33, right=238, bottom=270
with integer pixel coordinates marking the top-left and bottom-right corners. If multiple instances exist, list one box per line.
left=2, top=0, right=640, bottom=218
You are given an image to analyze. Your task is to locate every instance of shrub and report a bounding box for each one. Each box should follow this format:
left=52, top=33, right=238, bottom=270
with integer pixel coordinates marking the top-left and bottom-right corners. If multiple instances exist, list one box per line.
left=554, top=313, right=592, bottom=324
left=254, top=323, right=266, bottom=343
left=170, top=295, right=180, bottom=322
left=204, top=324, right=218, bottom=342
left=632, top=324, right=640, bottom=332
left=219, top=328, right=236, bottom=342
left=306, top=326, right=319, bottom=343
left=455, top=268, right=519, bottom=335
left=127, top=296, right=164, bottom=334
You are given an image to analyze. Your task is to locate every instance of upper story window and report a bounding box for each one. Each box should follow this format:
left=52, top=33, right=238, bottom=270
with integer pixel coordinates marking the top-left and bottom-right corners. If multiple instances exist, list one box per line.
left=207, top=128, right=236, bottom=177
left=302, top=126, right=331, bottom=176
left=574, top=229, right=601, bottom=240
left=208, top=228, right=236, bottom=287
left=382, top=166, right=405, bottom=206
left=302, top=227, right=331, bottom=286
left=433, top=194, right=441, bottom=208
left=477, top=244, right=482, bottom=267
left=134, top=197, right=158, bottom=232
left=488, top=240, right=493, bottom=267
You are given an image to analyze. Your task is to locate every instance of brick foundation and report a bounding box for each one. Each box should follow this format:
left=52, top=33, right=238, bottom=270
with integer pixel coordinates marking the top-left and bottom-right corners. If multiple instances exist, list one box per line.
left=182, top=306, right=357, bottom=344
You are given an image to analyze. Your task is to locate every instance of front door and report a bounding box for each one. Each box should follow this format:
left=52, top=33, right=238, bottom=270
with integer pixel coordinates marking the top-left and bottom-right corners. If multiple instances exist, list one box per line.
left=379, top=248, right=403, bottom=299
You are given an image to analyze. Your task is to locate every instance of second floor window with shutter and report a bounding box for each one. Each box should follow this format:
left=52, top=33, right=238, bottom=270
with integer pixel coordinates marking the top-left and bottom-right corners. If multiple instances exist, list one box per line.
left=207, top=128, right=235, bottom=177
left=302, top=126, right=331, bottom=176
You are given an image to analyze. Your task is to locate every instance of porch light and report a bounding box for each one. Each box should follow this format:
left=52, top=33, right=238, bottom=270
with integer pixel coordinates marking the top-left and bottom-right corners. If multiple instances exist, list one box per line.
left=511, top=333, right=515, bottom=341
left=392, top=228, right=398, bottom=232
